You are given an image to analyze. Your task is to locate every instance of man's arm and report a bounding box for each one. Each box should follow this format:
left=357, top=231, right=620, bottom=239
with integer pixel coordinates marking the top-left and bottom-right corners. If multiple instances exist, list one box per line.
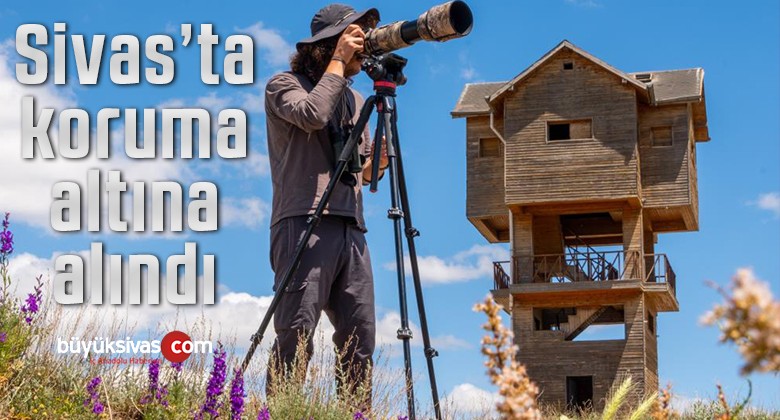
left=265, top=24, right=366, bottom=134
left=265, top=73, right=347, bottom=133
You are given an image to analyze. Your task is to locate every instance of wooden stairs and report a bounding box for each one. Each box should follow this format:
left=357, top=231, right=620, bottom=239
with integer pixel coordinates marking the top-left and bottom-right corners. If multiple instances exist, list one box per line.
left=559, top=307, right=608, bottom=340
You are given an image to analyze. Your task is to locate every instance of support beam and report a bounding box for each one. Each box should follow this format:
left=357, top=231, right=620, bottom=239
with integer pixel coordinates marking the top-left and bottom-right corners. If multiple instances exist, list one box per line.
left=511, top=210, right=534, bottom=283
left=622, top=207, right=645, bottom=280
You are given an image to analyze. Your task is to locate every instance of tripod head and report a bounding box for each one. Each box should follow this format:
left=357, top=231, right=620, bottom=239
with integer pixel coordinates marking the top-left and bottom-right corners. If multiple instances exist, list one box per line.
left=362, top=53, right=408, bottom=89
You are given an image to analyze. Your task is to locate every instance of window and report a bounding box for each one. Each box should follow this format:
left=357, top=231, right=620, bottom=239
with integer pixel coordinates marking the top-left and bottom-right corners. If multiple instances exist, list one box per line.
left=478, top=137, right=502, bottom=157
left=651, top=126, right=673, bottom=147
left=563, top=61, right=574, bottom=70
left=547, top=120, right=592, bottom=141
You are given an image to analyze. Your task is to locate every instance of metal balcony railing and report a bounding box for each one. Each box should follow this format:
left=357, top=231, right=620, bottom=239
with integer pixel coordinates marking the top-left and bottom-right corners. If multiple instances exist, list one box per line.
left=644, top=253, right=677, bottom=299
left=491, top=251, right=676, bottom=296
left=493, top=261, right=511, bottom=290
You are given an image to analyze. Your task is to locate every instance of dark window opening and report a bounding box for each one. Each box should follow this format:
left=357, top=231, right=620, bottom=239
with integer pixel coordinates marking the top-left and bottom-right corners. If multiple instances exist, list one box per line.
left=534, top=308, right=575, bottom=331
left=548, top=123, right=570, bottom=141
left=563, top=61, right=574, bottom=70
left=478, top=137, right=502, bottom=157
left=647, top=312, right=655, bottom=334
left=548, top=120, right=592, bottom=141
left=567, top=376, right=593, bottom=411
left=652, top=126, right=673, bottom=147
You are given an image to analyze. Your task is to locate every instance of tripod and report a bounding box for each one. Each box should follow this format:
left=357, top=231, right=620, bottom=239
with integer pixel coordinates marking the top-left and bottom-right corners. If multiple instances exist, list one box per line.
left=241, top=53, right=442, bottom=420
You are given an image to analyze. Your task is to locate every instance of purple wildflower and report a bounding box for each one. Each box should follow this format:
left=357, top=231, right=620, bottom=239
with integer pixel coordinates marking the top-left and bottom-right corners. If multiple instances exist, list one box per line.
left=229, top=368, right=245, bottom=419
left=141, top=359, right=169, bottom=407
left=171, top=361, right=183, bottom=372
left=0, top=213, right=12, bottom=257
left=0, top=332, right=6, bottom=343
left=20, top=275, right=43, bottom=324
left=93, top=402, right=104, bottom=415
left=257, top=405, right=271, bottom=420
left=354, top=411, right=366, bottom=420
left=84, top=376, right=104, bottom=415
left=196, top=342, right=227, bottom=419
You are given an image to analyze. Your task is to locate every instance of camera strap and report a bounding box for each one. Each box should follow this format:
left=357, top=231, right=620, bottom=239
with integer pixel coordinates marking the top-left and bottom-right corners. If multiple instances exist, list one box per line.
left=328, top=89, right=363, bottom=187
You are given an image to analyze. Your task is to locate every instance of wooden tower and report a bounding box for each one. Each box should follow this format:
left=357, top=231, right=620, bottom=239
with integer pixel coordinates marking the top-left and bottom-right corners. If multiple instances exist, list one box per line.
left=451, top=40, right=709, bottom=410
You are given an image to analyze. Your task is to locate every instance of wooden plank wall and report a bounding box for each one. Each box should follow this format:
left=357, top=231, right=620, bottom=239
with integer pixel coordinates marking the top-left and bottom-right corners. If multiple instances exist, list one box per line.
left=511, top=212, right=534, bottom=283
left=687, top=105, right=700, bottom=229
left=512, top=293, right=649, bottom=411
left=644, top=306, right=659, bottom=396
left=623, top=208, right=645, bottom=279
left=638, top=103, right=690, bottom=208
left=502, top=50, right=639, bottom=205
left=533, top=215, right=564, bottom=255
left=466, top=116, right=506, bottom=219
left=616, top=294, right=649, bottom=406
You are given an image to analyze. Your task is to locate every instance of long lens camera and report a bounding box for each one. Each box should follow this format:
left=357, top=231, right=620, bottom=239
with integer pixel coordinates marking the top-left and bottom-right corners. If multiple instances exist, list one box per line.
left=364, top=1, right=473, bottom=55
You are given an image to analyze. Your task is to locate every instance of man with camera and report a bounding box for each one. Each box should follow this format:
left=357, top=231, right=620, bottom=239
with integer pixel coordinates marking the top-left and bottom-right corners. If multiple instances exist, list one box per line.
left=263, top=3, right=387, bottom=404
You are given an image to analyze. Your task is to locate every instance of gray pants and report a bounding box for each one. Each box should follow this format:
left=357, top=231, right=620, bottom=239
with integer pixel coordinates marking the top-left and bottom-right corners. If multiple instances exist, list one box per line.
left=266, top=215, right=376, bottom=402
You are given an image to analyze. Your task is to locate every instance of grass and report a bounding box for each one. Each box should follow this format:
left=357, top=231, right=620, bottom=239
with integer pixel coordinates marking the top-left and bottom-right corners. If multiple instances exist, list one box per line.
left=0, top=213, right=778, bottom=419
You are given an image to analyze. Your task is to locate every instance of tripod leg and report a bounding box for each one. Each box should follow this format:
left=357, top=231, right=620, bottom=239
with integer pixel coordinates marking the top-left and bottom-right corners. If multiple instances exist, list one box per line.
left=241, top=95, right=377, bottom=374
left=391, top=104, right=443, bottom=420
left=382, top=95, right=417, bottom=420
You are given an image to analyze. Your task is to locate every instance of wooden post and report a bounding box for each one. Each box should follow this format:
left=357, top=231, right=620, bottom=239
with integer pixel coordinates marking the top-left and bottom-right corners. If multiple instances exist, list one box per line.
left=644, top=230, right=655, bottom=282
left=622, top=207, right=645, bottom=280
left=510, top=210, right=534, bottom=283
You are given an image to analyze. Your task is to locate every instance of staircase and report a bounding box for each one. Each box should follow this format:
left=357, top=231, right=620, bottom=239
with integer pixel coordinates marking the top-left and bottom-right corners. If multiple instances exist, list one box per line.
left=564, top=228, right=621, bottom=283
left=558, top=307, right=608, bottom=341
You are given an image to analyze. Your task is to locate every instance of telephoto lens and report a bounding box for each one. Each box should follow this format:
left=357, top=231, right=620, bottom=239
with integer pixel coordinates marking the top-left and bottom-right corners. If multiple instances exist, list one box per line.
left=363, top=1, right=473, bottom=55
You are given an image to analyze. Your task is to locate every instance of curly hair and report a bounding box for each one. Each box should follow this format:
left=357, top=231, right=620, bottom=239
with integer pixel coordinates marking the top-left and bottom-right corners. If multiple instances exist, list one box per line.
left=290, top=39, right=338, bottom=84
left=291, top=14, right=378, bottom=83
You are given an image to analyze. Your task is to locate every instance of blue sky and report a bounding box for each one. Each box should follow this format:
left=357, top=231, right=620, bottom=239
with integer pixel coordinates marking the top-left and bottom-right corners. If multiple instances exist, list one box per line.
left=0, top=0, right=778, bottom=414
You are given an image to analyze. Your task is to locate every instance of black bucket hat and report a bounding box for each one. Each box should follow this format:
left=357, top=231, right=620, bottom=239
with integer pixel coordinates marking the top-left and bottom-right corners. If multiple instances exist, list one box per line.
left=296, top=4, right=380, bottom=51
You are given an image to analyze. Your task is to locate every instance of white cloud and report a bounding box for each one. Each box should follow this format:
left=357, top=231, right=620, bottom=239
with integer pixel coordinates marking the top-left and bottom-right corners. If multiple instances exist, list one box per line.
left=442, top=383, right=499, bottom=418
left=754, top=192, right=780, bottom=217
left=375, top=310, right=471, bottom=357
left=7, top=250, right=278, bottom=348
left=0, top=42, right=187, bottom=231
left=241, top=152, right=271, bottom=177
left=7, top=248, right=470, bottom=364
left=237, top=22, right=294, bottom=68
left=221, top=197, right=270, bottom=230
left=384, top=244, right=509, bottom=285
left=458, top=50, right=478, bottom=81
left=164, top=22, right=178, bottom=35
left=461, top=67, right=477, bottom=81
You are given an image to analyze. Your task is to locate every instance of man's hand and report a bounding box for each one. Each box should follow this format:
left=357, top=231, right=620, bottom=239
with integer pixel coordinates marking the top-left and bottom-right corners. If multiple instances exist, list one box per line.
left=326, top=24, right=365, bottom=77
left=362, top=136, right=388, bottom=186
left=372, top=135, right=389, bottom=169
left=334, top=24, right=365, bottom=63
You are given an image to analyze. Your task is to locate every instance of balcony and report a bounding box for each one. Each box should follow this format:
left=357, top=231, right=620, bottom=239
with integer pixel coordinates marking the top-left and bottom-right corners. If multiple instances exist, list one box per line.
left=491, top=251, right=678, bottom=311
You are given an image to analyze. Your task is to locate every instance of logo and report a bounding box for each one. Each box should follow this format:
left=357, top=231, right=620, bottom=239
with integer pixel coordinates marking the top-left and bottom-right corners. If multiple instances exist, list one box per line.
left=56, top=332, right=213, bottom=363
left=161, top=330, right=196, bottom=363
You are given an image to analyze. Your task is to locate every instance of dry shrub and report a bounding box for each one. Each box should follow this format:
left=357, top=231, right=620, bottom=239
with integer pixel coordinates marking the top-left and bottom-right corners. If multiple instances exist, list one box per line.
left=474, top=295, right=541, bottom=420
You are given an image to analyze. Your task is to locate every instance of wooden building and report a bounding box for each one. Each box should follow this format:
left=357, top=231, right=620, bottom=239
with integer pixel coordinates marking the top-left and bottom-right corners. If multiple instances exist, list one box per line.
left=451, top=40, right=709, bottom=411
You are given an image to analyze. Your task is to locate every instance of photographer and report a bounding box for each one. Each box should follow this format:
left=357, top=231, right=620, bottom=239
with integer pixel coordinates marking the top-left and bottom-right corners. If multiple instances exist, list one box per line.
left=264, top=3, right=386, bottom=405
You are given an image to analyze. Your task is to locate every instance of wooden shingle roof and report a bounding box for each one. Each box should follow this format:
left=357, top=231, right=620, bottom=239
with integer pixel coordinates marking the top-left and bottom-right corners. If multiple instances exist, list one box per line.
left=630, top=68, right=704, bottom=104
left=451, top=40, right=705, bottom=119
left=451, top=81, right=505, bottom=117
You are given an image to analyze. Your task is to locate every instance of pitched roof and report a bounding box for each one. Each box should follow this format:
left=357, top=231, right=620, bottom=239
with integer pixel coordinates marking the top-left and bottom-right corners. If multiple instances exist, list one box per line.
left=451, top=41, right=705, bottom=119
left=630, top=68, right=704, bottom=104
left=487, top=40, right=650, bottom=106
left=451, top=81, right=505, bottom=117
